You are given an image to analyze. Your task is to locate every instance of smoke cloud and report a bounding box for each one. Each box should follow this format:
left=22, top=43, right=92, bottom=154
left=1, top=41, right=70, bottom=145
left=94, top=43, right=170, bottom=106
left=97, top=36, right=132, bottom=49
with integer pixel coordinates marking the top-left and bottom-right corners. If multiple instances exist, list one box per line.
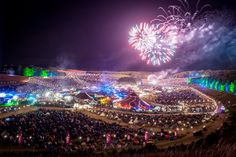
left=174, top=11, right=236, bottom=70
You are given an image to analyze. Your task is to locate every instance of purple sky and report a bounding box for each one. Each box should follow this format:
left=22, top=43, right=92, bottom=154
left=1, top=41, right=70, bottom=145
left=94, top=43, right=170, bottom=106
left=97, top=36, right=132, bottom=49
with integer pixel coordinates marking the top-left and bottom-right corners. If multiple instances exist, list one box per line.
left=2, top=0, right=236, bottom=71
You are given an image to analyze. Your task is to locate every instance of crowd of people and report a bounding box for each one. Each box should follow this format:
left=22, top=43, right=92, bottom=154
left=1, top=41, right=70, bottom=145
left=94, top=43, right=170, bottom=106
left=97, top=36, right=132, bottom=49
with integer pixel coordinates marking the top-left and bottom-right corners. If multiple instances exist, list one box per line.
left=0, top=106, right=22, bottom=114
left=16, top=83, right=48, bottom=94
left=29, top=77, right=81, bottom=90
left=155, top=90, right=204, bottom=105
left=141, top=89, right=217, bottom=113
left=88, top=109, right=213, bottom=130
left=0, top=109, right=180, bottom=152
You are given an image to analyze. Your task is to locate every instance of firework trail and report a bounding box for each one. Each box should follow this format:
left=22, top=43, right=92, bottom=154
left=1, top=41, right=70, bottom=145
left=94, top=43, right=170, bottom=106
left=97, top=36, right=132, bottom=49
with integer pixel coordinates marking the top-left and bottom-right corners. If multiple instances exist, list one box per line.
left=128, top=0, right=234, bottom=67
left=152, top=0, right=212, bottom=29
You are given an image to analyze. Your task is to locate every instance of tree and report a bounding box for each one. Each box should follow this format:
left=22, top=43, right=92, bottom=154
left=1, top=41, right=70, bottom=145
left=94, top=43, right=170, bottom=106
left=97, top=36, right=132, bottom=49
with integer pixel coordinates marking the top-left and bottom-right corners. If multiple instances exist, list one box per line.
left=23, top=67, right=35, bottom=77
left=229, top=82, right=235, bottom=93
left=40, top=69, right=48, bottom=77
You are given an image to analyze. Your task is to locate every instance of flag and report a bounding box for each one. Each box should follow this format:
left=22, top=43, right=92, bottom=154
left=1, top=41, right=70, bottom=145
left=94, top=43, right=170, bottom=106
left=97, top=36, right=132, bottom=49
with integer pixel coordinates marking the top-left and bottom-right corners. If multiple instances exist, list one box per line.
left=66, top=131, right=71, bottom=145
left=18, top=131, right=23, bottom=145
left=106, top=133, right=111, bottom=145
left=144, top=131, right=149, bottom=142
left=127, top=134, right=131, bottom=141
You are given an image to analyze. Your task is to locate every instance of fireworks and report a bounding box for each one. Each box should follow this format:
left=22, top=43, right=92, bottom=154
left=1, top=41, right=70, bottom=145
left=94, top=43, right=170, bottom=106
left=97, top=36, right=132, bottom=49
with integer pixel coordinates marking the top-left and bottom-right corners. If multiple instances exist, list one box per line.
left=128, top=23, right=156, bottom=52
left=128, top=23, right=177, bottom=65
left=129, top=0, right=214, bottom=66
left=152, top=0, right=212, bottom=29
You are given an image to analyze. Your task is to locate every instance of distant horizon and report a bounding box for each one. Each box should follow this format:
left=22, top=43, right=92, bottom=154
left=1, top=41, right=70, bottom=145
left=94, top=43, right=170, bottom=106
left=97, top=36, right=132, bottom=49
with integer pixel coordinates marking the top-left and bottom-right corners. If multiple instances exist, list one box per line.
left=2, top=64, right=236, bottom=73
left=3, top=0, right=236, bottom=71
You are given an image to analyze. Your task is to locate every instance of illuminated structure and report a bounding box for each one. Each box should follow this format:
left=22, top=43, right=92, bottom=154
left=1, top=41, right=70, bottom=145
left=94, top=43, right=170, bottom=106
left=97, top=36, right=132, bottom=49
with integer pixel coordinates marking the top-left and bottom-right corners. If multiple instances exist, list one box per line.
left=188, top=77, right=236, bottom=94
left=114, top=92, right=153, bottom=111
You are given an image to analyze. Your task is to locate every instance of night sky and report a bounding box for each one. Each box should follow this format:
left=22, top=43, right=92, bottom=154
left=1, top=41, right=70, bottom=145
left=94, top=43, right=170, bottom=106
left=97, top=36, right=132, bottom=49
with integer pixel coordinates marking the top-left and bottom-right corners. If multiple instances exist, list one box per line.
left=2, top=0, right=236, bottom=71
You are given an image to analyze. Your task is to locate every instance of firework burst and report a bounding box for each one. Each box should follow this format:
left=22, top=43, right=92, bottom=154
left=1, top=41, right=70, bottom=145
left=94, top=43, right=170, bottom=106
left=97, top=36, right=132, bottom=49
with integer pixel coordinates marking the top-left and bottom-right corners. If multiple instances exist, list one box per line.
left=128, top=23, right=156, bottom=52
left=128, top=23, right=178, bottom=66
left=129, top=0, right=213, bottom=66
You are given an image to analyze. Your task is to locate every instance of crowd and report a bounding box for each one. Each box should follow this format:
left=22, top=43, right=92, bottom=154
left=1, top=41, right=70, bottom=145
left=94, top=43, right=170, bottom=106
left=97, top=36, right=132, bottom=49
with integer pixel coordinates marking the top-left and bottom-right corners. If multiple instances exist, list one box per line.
left=0, top=109, right=179, bottom=152
left=0, top=85, right=19, bottom=92
left=29, top=77, right=80, bottom=90
left=16, top=83, right=49, bottom=94
left=0, top=123, right=235, bottom=157
left=89, top=109, right=213, bottom=130
left=144, top=89, right=217, bottom=113
left=155, top=90, right=204, bottom=105
left=0, top=106, right=22, bottom=114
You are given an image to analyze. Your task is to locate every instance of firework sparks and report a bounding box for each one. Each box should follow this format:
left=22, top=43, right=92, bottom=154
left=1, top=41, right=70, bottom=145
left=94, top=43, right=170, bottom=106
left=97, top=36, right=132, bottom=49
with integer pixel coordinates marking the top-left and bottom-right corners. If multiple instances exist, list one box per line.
left=129, top=0, right=214, bottom=66
left=128, top=23, right=177, bottom=66
left=128, top=23, right=156, bottom=52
